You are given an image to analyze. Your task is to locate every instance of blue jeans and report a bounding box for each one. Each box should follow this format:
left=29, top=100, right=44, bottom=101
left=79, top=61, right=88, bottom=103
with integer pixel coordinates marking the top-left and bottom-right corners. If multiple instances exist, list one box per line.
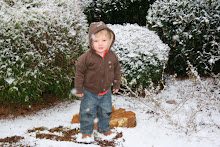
left=79, top=89, right=112, bottom=134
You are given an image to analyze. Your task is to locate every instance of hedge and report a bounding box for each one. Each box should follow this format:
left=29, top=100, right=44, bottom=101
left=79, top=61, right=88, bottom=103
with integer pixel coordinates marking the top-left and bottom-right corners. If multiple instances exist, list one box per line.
left=147, top=0, right=220, bottom=76
left=0, top=0, right=88, bottom=105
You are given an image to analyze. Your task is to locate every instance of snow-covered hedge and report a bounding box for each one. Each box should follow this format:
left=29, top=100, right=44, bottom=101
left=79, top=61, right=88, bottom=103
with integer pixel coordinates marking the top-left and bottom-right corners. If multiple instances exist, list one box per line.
left=0, top=0, right=88, bottom=104
left=81, top=0, right=155, bottom=26
left=108, top=24, right=170, bottom=92
left=147, top=0, right=220, bottom=76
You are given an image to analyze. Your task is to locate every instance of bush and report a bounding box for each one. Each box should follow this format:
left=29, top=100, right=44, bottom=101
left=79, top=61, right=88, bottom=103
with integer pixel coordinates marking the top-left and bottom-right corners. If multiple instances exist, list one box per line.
left=147, top=0, right=220, bottom=76
left=108, top=24, right=170, bottom=93
left=81, top=0, right=155, bottom=26
left=0, top=0, right=88, bottom=105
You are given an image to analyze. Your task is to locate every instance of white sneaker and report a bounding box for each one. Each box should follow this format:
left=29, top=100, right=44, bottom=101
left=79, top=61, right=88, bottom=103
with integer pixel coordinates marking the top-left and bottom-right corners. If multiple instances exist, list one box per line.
left=97, top=131, right=117, bottom=141
left=76, top=133, right=94, bottom=143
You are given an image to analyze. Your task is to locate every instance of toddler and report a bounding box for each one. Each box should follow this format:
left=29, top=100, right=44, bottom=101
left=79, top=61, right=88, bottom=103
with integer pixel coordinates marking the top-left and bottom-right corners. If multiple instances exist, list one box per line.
left=74, top=21, right=121, bottom=139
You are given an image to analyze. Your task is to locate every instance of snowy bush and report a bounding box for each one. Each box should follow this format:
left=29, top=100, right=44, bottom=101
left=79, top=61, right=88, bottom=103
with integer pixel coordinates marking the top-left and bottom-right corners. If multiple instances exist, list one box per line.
left=147, top=0, right=220, bottom=76
left=0, top=0, right=88, bottom=104
left=108, top=24, right=170, bottom=93
left=81, top=0, right=155, bottom=26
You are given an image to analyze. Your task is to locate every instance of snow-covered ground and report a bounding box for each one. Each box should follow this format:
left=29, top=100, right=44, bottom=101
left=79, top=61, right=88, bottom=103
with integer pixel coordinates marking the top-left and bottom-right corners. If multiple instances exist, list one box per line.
left=1, top=1, right=219, bottom=146
left=0, top=76, right=219, bottom=147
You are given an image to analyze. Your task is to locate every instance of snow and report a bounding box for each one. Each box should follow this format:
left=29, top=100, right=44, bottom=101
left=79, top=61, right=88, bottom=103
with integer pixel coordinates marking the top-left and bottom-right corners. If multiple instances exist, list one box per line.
left=0, top=77, right=219, bottom=147
left=107, top=23, right=170, bottom=88
left=1, top=1, right=219, bottom=146
left=0, top=0, right=88, bottom=104
left=108, top=23, right=169, bottom=63
left=5, top=77, right=15, bottom=85
left=146, top=0, right=220, bottom=75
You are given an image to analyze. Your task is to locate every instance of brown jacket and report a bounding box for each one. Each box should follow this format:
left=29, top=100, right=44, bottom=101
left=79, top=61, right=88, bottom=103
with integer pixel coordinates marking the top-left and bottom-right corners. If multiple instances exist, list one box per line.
left=74, top=21, right=121, bottom=94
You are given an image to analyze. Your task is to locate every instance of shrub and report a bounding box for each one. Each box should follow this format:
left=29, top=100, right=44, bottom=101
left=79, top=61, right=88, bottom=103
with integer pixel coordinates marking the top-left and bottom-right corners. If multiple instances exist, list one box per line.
left=0, top=0, right=88, bottom=105
left=81, top=0, right=155, bottom=26
left=108, top=24, right=170, bottom=93
left=146, top=0, right=220, bottom=76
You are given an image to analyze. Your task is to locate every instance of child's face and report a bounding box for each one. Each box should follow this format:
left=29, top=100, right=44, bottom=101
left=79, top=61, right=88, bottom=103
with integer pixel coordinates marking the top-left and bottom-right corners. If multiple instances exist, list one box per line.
left=92, top=33, right=111, bottom=56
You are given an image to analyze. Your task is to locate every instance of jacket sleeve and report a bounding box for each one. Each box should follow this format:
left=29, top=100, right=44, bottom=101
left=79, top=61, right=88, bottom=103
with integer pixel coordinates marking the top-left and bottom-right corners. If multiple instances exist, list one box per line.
left=74, top=54, right=87, bottom=94
left=113, top=56, right=121, bottom=90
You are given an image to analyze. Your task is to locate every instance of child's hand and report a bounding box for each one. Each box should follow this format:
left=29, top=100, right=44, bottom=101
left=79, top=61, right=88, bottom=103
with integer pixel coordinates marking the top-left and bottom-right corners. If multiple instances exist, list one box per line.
left=76, top=93, right=84, bottom=97
left=113, top=89, right=119, bottom=93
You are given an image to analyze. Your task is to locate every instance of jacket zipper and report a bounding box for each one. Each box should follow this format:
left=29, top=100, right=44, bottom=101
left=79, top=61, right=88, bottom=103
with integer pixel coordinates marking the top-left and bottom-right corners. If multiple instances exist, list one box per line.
left=101, top=57, right=105, bottom=92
